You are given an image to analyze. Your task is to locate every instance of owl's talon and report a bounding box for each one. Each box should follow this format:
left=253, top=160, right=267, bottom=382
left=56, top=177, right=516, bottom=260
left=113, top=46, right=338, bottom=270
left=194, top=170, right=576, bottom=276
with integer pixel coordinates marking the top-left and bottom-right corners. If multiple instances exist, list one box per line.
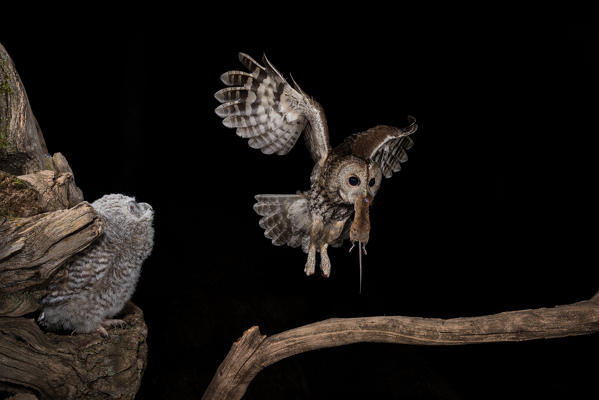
left=304, top=264, right=315, bottom=276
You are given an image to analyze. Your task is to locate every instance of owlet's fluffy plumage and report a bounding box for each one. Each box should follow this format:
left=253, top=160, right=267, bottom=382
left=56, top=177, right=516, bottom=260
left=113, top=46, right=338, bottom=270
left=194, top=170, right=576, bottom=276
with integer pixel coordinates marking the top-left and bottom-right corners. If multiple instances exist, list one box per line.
left=38, top=194, right=154, bottom=336
left=215, top=53, right=417, bottom=290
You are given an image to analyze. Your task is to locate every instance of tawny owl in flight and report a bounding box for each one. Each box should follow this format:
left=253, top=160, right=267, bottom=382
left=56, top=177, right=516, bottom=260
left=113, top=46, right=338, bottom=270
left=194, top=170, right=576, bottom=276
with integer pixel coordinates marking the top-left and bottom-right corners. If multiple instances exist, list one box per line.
left=215, top=53, right=416, bottom=290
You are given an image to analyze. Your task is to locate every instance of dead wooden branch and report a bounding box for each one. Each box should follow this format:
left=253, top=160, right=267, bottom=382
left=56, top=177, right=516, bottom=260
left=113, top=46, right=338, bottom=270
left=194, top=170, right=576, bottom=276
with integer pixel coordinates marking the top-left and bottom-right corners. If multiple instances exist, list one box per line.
left=202, top=293, right=599, bottom=400
left=0, top=302, right=148, bottom=399
left=1, top=165, right=83, bottom=220
left=0, top=202, right=103, bottom=315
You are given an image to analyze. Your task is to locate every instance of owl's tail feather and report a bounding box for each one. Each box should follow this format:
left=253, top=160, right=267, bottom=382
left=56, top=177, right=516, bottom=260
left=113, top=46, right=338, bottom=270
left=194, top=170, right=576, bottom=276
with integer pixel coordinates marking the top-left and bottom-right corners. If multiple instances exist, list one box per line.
left=254, top=194, right=311, bottom=249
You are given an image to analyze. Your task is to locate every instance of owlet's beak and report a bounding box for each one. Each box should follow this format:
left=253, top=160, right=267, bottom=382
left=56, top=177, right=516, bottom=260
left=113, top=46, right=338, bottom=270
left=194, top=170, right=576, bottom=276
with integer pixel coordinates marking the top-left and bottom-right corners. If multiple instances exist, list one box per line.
left=350, top=194, right=372, bottom=244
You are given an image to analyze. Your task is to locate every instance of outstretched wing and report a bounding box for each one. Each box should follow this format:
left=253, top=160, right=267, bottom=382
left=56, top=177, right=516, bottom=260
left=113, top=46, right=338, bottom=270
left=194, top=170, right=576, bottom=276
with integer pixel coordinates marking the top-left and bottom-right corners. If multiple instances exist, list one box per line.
left=253, top=194, right=311, bottom=249
left=343, top=116, right=417, bottom=178
left=215, top=53, right=330, bottom=162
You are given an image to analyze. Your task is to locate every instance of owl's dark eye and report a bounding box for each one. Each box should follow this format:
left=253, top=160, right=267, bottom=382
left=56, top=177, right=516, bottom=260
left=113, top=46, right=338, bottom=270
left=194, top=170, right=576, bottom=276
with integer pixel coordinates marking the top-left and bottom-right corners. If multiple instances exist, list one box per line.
left=369, top=178, right=376, bottom=187
left=348, top=176, right=360, bottom=186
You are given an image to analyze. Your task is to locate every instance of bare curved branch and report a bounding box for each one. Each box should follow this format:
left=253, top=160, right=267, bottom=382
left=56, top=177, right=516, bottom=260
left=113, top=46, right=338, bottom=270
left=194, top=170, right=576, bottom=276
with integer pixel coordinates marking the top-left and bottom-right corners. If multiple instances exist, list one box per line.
left=202, top=295, right=599, bottom=400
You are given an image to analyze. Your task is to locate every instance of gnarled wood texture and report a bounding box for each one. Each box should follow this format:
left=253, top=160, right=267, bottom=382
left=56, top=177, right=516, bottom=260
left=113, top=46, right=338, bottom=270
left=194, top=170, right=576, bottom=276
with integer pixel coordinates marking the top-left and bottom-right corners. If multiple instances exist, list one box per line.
left=202, top=294, right=599, bottom=400
left=1, top=155, right=83, bottom=220
left=0, top=202, right=103, bottom=315
left=0, top=42, right=149, bottom=399
left=0, top=43, right=48, bottom=176
left=0, top=302, right=148, bottom=399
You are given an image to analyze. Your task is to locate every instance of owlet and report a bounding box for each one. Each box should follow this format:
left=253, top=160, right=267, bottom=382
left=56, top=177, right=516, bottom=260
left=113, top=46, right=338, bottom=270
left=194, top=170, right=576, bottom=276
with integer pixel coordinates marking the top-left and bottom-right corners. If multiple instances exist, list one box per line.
left=38, top=194, right=154, bottom=336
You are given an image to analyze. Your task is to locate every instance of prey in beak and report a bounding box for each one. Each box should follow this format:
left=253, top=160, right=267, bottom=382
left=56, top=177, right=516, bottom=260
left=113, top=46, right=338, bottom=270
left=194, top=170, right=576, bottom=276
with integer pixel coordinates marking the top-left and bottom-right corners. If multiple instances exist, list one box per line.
left=349, top=194, right=372, bottom=293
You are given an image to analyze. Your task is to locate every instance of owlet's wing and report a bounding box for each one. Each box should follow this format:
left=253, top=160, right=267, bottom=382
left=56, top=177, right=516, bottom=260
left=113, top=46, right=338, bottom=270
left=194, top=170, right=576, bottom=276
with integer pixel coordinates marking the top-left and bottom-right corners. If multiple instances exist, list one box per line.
left=215, top=53, right=330, bottom=163
left=41, top=242, right=112, bottom=307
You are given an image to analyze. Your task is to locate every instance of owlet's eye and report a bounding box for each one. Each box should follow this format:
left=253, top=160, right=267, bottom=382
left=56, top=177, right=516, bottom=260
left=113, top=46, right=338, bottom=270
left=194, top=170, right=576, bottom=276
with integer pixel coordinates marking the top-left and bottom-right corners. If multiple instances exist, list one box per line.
left=348, top=176, right=360, bottom=186
left=369, top=178, right=376, bottom=187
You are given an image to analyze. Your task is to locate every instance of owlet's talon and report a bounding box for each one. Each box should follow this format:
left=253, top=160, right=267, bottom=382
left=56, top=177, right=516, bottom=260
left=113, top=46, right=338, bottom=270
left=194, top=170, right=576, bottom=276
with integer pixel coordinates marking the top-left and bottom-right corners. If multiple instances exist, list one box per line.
left=102, top=319, right=127, bottom=329
left=97, top=326, right=109, bottom=338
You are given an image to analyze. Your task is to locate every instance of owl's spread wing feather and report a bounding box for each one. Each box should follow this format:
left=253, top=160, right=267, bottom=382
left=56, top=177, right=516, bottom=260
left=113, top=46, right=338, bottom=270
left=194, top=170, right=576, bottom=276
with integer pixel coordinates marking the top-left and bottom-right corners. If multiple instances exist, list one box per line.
left=345, top=116, right=417, bottom=178
left=215, top=53, right=330, bottom=161
left=254, top=194, right=311, bottom=249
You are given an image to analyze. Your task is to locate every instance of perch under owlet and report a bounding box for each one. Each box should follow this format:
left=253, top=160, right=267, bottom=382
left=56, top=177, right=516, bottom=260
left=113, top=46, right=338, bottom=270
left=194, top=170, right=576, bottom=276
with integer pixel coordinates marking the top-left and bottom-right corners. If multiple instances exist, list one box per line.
left=215, top=53, right=416, bottom=288
left=38, top=194, right=154, bottom=336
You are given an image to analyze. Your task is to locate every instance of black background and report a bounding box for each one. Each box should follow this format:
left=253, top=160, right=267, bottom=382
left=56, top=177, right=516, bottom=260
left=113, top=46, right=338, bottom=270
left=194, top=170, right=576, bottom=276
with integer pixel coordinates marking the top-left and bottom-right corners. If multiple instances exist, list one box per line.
left=1, top=5, right=598, bottom=399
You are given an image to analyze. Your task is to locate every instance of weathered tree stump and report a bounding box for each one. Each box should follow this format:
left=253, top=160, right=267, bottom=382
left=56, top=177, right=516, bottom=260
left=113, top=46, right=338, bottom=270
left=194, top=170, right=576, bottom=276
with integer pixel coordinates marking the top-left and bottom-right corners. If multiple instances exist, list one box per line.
left=0, top=42, right=148, bottom=399
left=0, top=302, right=147, bottom=399
left=0, top=43, right=48, bottom=176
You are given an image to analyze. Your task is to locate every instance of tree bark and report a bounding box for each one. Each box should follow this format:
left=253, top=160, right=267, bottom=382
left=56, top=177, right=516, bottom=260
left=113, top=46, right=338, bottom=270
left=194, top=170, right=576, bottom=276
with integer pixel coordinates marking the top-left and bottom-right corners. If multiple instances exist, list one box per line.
left=0, top=302, right=148, bottom=400
left=202, top=293, right=599, bottom=400
left=0, top=43, right=48, bottom=176
left=0, top=42, right=148, bottom=399
left=0, top=202, right=103, bottom=315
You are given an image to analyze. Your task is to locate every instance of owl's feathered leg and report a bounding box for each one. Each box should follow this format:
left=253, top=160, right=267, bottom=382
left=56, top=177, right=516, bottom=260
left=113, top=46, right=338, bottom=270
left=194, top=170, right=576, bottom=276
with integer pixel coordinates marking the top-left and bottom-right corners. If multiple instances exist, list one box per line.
left=305, top=245, right=316, bottom=276
left=320, top=243, right=331, bottom=278
left=305, top=216, right=324, bottom=276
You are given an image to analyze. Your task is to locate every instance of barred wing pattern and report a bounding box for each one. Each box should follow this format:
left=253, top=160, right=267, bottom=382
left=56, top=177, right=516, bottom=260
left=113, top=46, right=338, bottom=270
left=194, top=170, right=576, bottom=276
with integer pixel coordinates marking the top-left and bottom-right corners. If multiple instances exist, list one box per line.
left=347, top=116, right=417, bottom=178
left=40, top=237, right=112, bottom=307
left=215, top=53, right=330, bottom=161
left=253, top=194, right=311, bottom=248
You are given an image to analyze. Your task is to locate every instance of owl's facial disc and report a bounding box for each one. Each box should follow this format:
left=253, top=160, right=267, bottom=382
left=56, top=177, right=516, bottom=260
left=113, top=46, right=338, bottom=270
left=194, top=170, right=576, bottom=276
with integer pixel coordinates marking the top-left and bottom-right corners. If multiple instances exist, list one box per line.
left=333, top=157, right=382, bottom=245
left=335, top=158, right=382, bottom=205
left=336, top=158, right=368, bottom=204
